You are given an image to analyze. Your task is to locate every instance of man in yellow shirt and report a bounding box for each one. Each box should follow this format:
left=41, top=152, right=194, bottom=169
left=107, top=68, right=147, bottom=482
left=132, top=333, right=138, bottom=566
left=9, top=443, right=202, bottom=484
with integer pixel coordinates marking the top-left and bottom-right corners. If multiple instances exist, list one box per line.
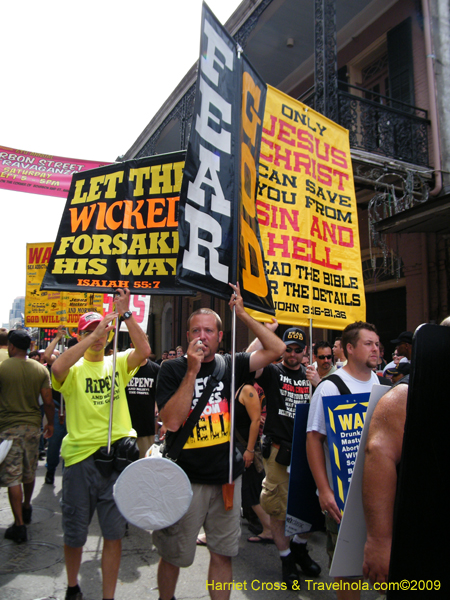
left=52, top=289, right=150, bottom=600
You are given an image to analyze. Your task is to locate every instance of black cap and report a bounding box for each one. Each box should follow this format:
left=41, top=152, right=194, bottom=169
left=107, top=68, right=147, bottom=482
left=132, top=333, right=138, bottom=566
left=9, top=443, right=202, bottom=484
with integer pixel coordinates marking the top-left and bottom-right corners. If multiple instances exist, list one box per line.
left=386, top=362, right=410, bottom=377
left=390, top=331, right=413, bottom=346
left=8, top=329, right=32, bottom=350
left=282, top=327, right=306, bottom=349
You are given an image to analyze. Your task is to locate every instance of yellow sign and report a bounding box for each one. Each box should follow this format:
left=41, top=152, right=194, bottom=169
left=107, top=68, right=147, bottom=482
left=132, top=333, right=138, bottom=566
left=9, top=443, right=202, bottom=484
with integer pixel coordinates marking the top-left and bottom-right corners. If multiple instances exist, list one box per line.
left=250, top=86, right=365, bottom=330
left=25, top=242, right=104, bottom=327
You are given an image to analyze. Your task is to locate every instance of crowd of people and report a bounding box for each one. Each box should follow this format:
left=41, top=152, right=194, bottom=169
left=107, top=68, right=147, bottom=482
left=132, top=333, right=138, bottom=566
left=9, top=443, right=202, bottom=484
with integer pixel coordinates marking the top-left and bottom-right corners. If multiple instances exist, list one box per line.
left=0, top=294, right=434, bottom=600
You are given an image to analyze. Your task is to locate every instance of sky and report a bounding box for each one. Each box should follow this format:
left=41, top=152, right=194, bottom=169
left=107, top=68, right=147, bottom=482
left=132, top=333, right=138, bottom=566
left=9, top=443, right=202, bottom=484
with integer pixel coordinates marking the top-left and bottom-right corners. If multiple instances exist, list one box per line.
left=0, top=0, right=242, bottom=326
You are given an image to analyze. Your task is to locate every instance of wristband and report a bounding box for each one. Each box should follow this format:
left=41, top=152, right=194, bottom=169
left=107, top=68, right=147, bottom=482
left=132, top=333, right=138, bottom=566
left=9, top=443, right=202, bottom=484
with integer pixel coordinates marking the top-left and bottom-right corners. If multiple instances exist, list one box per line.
left=246, top=448, right=255, bottom=453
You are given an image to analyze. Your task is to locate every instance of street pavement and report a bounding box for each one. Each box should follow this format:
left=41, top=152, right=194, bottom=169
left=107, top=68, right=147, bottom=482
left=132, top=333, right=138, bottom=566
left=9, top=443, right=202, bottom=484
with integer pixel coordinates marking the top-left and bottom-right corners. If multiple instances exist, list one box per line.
left=0, top=459, right=381, bottom=600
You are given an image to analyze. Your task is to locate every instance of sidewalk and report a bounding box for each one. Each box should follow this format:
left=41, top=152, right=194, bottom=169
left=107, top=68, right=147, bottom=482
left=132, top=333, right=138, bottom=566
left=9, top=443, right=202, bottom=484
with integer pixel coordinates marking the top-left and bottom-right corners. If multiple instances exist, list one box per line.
left=0, top=459, right=379, bottom=600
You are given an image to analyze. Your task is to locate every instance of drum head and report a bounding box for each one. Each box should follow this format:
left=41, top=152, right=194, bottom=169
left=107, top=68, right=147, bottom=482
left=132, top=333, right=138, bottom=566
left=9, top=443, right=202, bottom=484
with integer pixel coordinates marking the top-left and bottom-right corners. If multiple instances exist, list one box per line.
left=113, top=457, right=192, bottom=530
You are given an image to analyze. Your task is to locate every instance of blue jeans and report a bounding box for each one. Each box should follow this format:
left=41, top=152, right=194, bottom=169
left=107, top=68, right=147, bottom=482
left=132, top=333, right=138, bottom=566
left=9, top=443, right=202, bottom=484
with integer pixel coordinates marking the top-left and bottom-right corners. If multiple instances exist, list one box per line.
left=39, top=405, right=45, bottom=453
left=46, top=405, right=67, bottom=472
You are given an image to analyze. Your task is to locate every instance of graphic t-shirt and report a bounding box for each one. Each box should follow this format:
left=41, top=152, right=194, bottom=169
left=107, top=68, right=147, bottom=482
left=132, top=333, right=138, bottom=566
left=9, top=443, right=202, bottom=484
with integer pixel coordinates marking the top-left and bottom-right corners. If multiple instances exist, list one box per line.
left=257, top=362, right=309, bottom=443
left=126, top=360, right=160, bottom=436
left=53, top=350, right=137, bottom=466
left=307, top=367, right=379, bottom=488
left=156, top=353, right=252, bottom=484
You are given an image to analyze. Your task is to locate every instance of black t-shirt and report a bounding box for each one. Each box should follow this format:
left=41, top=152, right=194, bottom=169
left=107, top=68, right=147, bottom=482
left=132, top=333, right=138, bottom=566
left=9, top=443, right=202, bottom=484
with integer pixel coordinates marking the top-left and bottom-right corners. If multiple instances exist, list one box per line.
left=125, top=360, right=160, bottom=437
left=156, top=353, right=252, bottom=484
left=257, top=362, right=309, bottom=444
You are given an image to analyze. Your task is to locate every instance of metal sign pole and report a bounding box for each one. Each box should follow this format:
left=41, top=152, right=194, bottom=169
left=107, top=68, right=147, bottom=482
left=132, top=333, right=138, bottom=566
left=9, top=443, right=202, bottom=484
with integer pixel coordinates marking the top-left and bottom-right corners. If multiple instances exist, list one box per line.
left=228, top=301, right=237, bottom=484
left=223, top=292, right=237, bottom=510
left=309, top=318, right=313, bottom=396
left=107, top=315, right=120, bottom=453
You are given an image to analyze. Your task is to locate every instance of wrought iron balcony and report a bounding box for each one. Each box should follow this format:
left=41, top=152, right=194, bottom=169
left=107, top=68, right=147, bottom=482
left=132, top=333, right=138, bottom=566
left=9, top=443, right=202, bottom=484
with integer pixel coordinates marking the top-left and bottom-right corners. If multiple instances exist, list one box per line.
left=300, top=83, right=430, bottom=167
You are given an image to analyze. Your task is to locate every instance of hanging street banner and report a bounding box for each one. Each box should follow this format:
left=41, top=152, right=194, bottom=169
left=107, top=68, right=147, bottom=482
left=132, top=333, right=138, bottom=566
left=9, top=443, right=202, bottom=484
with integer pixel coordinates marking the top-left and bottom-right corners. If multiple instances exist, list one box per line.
left=176, top=3, right=274, bottom=315
left=249, top=86, right=365, bottom=329
left=26, top=242, right=104, bottom=327
left=0, top=145, right=110, bottom=198
left=41, top=151, right=194, bottom=296
left=322, top=392, right=370, bottom=515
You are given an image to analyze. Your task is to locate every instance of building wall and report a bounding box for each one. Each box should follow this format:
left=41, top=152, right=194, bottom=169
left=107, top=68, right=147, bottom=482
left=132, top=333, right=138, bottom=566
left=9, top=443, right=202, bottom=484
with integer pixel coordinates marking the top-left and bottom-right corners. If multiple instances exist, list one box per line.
left=427, top=233, right=450, bottom=323
left=134, top=0, right=449, bottom=346
left=345, top=2, right=437, bottom=338
left=412, top=5, right=430, bottom=144
left=398, top=233, right=428, bottom=328
left=430, top=0, right=450, bottom=188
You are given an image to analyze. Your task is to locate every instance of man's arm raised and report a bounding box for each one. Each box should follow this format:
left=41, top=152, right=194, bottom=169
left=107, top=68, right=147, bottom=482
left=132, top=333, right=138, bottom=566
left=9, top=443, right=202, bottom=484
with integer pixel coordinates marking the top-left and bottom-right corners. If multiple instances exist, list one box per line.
left=113, top=289, right=150, bottom=371
left=43, top=325, right=66, bottom=365
left=51, top=313, right=117, bottom=383
left=229, top=283, right=285, bottom=373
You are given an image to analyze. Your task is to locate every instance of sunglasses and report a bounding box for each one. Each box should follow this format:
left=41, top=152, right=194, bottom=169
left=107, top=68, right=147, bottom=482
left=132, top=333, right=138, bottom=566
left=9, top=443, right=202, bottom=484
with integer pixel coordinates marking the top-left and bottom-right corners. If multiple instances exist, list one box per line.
left=285, top=346, right=303, bottom=354
left=317, top=354, right=332, bottom=360
left=168, top=353, right=176, bottom=356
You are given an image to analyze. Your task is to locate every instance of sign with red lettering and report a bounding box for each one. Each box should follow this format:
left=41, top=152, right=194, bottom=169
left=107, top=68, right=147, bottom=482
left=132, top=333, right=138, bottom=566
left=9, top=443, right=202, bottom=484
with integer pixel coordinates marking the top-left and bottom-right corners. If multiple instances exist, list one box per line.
left=26, top=242, right=104, bottom=327
left=41, top=151, right=194, bottom=295
left=103, top=294, right=150, bottom=333
left=249, top=86, right=365, bottom=329
left=0, top=145, right=109, bottom=198
left=176, top=4, right=274, bottom=315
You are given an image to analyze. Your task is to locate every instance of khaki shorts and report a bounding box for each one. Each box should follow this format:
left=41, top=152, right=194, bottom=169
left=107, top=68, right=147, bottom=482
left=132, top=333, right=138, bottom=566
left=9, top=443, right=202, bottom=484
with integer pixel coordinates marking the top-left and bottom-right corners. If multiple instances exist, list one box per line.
left=0, top=425, right=40, bottom=487
left=137, top=435, right=155, bottom=459
left=153, top=476, right=242, bottom=568
left=260, top=444, right=289, bottom=520
left=326, top=514, right=339, bottom=566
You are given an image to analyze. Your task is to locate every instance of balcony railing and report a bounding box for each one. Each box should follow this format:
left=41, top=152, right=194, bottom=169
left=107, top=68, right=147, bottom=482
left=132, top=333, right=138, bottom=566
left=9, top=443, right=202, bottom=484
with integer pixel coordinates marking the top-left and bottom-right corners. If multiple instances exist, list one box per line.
left=299, top=83, right=430, bottom=167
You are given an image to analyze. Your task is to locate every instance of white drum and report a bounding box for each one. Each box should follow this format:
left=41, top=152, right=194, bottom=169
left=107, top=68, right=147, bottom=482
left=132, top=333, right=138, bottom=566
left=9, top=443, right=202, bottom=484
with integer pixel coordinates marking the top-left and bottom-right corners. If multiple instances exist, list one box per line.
left=113, top=456, right=192, bottom=530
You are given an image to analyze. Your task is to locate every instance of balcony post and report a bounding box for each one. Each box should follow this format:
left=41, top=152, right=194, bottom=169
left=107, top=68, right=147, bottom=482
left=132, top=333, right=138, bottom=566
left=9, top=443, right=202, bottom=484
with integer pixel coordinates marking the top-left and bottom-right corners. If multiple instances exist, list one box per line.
left=314, top=0, right=338, bottom=121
